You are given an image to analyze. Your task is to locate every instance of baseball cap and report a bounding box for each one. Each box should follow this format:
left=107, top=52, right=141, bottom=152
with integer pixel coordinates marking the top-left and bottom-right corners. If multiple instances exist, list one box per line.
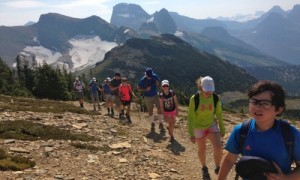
left=201, top=76, right=215, bottom=92
left=236, top=156, right=278, bottom=179
left=161, top=80, right=169, bottom=86
left=145, top=68, right=153, bottom=78
left=92, top=77, right=96, bottom=81
left=106, top=77, right=111, bottom=81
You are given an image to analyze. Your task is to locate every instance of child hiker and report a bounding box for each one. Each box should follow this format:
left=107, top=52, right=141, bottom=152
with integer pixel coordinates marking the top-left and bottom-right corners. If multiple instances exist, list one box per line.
left=118, top=77, right=136, bottom=124
left=159, top=80, right=179, bottom=142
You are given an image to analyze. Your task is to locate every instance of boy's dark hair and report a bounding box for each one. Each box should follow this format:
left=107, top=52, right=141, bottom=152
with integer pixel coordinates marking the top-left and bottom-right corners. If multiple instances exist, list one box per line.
left=247, top=80, right=286, bottom=112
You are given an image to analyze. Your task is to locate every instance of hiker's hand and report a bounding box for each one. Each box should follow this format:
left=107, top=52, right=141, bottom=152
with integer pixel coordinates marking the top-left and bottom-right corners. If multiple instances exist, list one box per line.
left=146, top=86, right=151, bottom=91
left=264, top=162, right=284, bottom=180
left=190, top=137, right=196, bottom=144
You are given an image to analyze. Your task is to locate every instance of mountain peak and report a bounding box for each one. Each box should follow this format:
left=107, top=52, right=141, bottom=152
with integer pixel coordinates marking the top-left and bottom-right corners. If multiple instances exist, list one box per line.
left=110, top=3, right=150, bottom=30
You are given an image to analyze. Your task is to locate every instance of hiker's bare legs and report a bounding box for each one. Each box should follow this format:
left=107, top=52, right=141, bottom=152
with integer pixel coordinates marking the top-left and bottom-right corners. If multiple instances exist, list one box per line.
left=207, top=132, right=223, bottom=168
left=196, top=137, right=207, bottom=167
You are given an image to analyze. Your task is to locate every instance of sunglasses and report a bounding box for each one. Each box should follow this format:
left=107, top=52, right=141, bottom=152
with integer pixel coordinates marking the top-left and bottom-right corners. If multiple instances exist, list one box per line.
left=162, top=85, right=169, bottom=87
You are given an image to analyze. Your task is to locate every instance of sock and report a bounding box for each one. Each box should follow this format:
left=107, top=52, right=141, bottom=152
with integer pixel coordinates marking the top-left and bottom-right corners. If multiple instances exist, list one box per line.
left=149, top=116, right=155, bottom=123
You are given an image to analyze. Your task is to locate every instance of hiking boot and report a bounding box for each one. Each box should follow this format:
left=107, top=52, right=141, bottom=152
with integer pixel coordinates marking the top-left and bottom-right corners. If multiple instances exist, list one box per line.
left=151, top=123, right=155, bottom=131
left=202, top=166, right=211, bottom=180
left=214, top=166, right=220, bottom=175
left=159, top=123, right=164, bottom=130
left=170, top=136, right=175, bottom=142
left=127, top=117, right=132, bottom=124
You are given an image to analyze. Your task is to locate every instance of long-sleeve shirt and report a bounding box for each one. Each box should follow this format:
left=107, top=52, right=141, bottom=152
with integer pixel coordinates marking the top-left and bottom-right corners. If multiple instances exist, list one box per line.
left=187, top=92, right=225, bottom=136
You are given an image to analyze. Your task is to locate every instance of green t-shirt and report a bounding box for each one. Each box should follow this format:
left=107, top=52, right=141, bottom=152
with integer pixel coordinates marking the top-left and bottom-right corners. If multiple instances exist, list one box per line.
left=187, top=92, right=225, bottom=136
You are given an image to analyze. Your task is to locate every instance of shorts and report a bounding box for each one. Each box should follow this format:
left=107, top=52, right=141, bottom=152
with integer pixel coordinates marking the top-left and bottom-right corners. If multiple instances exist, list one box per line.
left=193, top=123, right=219, bottom=139
left=164, top=110, right=176, bottom=119
left=112, top=94, right=121, bottom=106
left=90, top=92, right=99, bottom=103
left=76, top=91, right=84, bottom=99
left=121, top=100, right=131, bottom=106
left=144, top=94, right=160, bottom=110
left=104, top=94, right=113, bottom=102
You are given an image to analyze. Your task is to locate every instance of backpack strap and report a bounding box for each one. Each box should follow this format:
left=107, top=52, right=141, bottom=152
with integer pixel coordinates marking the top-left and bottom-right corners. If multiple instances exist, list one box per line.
left=213, top=93, right=219, bottom=109
left=238, top=120, right=252, bottom=154
left=194, top=92, right=200, bottom=111
left=280, top=121, right=295, bottom=163
left=194, top=92, right=219, bottom=111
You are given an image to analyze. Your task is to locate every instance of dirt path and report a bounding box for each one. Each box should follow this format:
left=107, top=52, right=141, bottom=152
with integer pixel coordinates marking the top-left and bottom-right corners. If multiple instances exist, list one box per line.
left=79, top=100, right=240, bottom=179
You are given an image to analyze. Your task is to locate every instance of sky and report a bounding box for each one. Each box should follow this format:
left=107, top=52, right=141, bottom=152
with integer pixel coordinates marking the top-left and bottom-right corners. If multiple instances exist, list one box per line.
left=1, top=0, right=300, bottom=26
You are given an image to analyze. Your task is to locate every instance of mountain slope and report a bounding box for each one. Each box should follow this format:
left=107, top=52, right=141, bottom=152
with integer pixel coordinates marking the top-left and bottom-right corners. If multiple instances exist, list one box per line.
left=91, top=34, right=257, bottom=96
left=179, top=30, right=288, bottom=67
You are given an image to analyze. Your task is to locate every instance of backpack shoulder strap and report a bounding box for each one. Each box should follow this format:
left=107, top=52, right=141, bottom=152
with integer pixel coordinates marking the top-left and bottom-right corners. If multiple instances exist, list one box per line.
left=194, top=92, right=200, bottom=111
left=238, top=119, right=252, bottom=154
left=280, top=121, right=295, bottom=162
left=213, top=93, right=219, bottom=110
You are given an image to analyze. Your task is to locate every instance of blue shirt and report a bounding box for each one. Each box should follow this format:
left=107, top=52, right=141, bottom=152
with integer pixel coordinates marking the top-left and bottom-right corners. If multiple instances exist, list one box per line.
left=102, top=83, right=111, bottom=94
left=89, top=81, right=99, bottom=93
left=138, top=74, right=160, bottom=97
left=226, top=119, right=300, bottom=174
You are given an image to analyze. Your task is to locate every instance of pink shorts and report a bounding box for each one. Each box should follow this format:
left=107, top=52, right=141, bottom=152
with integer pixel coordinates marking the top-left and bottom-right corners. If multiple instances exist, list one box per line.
left=193, top=123, right=219, bottom=138
left=164, top=110, right=176, bottom=119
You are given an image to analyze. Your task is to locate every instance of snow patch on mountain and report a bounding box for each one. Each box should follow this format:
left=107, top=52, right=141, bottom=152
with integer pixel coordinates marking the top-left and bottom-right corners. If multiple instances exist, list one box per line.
left=21, top=35, right=118, bottom=71
left=23, top=46, right=62, bottom=65
left=217, top=11, right=265, bottom=22
left=69, top=36, right=117, bottom=69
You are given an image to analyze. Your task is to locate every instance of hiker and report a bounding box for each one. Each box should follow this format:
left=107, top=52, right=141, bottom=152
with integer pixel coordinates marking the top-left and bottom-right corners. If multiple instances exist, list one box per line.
left=119, top=77, right=136, bottom=124
left=73, top=77, right=85, bottom=108
left=159, top=80, right=179, bottom=142
left=88, top=77, right=101, bottom=111
left=217, top=80, right=300, bottom=180
left=187, top=76, right=225, bottom=179
left=102, top=77, right=114, bottom=116
left=110, top=72, right=122, bottom=119
left=137, top=67, right=164, bottom=131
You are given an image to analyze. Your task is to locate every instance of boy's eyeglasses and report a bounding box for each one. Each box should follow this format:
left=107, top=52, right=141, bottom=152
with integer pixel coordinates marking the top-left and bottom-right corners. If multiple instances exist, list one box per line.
left=249, top=98, right=274, bottom=109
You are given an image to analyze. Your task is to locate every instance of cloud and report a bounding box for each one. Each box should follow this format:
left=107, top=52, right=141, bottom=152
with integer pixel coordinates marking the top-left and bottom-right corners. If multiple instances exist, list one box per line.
left=4, top=0, right=46, bottom=9
left=56, top=0, right=109, bottom=9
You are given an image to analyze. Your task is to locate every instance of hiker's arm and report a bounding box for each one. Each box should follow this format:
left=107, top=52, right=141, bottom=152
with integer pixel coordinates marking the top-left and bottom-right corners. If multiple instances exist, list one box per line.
left=174, top=95, right=179, bottom=115
left=187, top=96, right=195, bottom=139
left=215, top=100, right=225, bottom=137
left=217, top=152, right=238, bottom=180
left=159, top=97, right=164, bottom=114
left=265, top=161, right=300, bottom=180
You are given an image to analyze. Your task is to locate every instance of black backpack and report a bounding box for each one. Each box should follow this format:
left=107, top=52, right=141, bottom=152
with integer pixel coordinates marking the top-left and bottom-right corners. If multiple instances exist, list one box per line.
left=194, top=92, right=219, bottom=111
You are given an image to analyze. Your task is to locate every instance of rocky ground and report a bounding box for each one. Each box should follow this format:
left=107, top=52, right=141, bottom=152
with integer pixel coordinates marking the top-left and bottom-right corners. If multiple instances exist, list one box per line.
left=0, top=101, right=299, bottom=180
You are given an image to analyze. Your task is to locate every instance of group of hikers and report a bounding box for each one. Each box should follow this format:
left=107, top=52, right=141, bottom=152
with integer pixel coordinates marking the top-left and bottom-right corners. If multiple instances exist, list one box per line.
left=74, top=67, right=300, bottom=179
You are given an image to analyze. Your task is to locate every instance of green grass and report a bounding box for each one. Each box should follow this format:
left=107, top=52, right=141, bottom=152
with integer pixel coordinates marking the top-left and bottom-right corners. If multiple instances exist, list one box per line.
left=0, top=148, right=35, bottom=171
left=0, top=94, right=96, bottom=115
left=0, top=120, right=98, bottom=141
